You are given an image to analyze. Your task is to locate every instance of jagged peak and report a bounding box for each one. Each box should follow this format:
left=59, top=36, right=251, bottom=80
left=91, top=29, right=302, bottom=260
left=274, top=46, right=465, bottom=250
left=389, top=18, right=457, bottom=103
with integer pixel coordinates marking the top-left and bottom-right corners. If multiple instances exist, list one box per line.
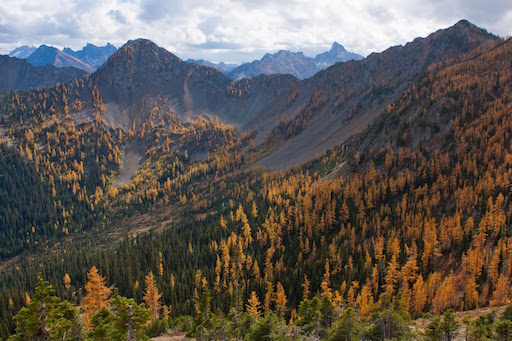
left=330, top=42, right=347, bottom=52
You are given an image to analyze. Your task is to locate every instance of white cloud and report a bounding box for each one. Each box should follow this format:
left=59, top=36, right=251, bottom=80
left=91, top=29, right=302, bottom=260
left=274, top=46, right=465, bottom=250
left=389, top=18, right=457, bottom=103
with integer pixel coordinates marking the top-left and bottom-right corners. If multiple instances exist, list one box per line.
left=0, top=0, right=510, bottom=63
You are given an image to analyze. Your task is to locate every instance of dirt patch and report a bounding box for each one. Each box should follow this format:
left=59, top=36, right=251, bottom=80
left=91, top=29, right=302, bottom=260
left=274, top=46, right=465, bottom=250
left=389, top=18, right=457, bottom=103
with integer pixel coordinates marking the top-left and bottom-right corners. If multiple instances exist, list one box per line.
left=113, top=141, right=146, bottom=186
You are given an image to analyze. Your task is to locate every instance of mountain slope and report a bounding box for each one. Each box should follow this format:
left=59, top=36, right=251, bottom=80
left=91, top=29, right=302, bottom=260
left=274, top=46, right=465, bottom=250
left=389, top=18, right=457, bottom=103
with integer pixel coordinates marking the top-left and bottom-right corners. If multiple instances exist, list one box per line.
left=257, top=19, right=499, bottom=169
left=0, top=55, right=86, bottom=92
left=26, top=45, right=94, bottom=73
left=63, top=43, right=117, bottom=69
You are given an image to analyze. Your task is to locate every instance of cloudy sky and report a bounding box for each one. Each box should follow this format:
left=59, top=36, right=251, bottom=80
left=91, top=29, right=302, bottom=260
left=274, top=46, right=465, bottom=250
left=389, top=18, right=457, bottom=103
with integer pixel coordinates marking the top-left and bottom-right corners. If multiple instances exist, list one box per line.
left=0, top=0, right=511, bottom=63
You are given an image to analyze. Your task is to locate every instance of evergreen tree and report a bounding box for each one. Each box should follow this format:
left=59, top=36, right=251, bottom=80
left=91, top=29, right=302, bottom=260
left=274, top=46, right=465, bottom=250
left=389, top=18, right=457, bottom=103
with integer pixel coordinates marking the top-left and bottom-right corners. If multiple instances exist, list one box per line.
left=10, top=274, right=82, bottom=341
left=327, top=307, right=361, bottom=341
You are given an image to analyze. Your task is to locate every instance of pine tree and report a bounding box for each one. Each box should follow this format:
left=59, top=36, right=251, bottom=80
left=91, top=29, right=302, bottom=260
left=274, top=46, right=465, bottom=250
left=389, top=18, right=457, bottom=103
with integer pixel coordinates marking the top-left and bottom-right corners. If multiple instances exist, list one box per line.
left=111, top=295, right=150, bottom=341
left=11, top=274, right=81, bottom=341
left=82, top=266, right=111, bottom=321
left=143, top=271, right=162, bottom=321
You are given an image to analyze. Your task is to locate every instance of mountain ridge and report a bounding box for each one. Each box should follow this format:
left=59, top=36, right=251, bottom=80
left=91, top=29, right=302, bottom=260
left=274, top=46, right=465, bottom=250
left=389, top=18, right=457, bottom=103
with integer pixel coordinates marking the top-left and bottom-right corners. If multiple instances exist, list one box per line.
left=0, top=55, right=86, bottom=93
left=63, top=42, right=117, bottom=69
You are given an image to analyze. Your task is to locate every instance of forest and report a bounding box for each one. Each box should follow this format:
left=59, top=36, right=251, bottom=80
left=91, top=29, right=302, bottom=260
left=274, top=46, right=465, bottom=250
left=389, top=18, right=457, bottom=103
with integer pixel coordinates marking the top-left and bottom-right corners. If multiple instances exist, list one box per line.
left=0, top=26, right=512, bottom=341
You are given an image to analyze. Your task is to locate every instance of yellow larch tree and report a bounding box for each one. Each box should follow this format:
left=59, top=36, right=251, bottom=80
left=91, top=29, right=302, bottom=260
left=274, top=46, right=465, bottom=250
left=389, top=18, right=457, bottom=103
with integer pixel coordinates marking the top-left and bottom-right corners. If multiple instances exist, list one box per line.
left=490, top=274, right=511, bottom=306
left=412, top=274, right=427, bottom=318
left=246, top=291, right=262, bottom=320
left=321, top=260, right=332, bottom=298
left=144, top=271, right=162, bottom=321
left=63, top=273, right=71, bottom=290
left=464, top=275, right=479, bottom=310
left=302, top=274, right=310, bottom=301
left=357, top=279, right=374, bottom=317
left=264, top=281, right=273, bottom=316
left=275, top=282, right=287, bottom=316
left=82, top=265, right=111, bottom=320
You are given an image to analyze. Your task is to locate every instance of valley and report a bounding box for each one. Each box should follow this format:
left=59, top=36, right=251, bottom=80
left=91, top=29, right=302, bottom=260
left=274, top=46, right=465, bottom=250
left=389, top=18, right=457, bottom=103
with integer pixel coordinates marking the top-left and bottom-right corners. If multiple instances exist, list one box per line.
left=1, top=19, right=512, bottom=340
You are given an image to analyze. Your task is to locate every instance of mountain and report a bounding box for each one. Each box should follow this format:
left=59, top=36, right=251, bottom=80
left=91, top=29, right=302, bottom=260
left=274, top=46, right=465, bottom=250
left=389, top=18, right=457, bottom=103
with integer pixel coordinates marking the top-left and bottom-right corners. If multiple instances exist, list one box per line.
left=63, top=43, right=117, bottom=69
left=228, top=42, right=363, bottom=80
left=314, top=41, right=364, bottom=68
left=12, top=20, right=494, bottom=169
left=229, top=50, right=317, bottom=80
left=0, top=55, right=86, bottom=92
left=26, top=45, right=94, bottom=73
left=186, top=59, right=238, bottom=73
left=255, top=19, right=499, bottom=169
left=8, top=45, right=36, bottom=59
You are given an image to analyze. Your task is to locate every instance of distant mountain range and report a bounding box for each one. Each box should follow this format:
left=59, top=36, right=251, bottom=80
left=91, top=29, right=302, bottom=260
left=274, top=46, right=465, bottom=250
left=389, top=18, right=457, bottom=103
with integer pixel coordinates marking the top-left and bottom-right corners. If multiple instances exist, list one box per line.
left=8, top=41, right=359, bottom=81
left=227, top=42, right=364, bottom=80
left=186, top=59, right=238, bottom=73
left=26, top=45, right=95, bottom=73
left=64, top=43, right=117, bottom=69
left=7, top=43, right=117, bottom=73
left=187, top=42, right=363, bottom=80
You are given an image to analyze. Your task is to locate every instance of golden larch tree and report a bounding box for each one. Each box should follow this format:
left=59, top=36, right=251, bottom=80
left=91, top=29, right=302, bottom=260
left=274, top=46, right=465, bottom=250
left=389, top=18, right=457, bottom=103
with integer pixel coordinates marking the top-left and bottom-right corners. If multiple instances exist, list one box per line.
left=82, top=265, right=111, bottom=320
left=490, top=274, right=510, bottom=306
left=464, top=275, right=479, bottom=310
left=412, top=274, right=427, bottom=318
left=321, top=260, right=332, bottom=298
left=275, top=282, right=287, bottom=315
left=264, top=281, right=273, bottom=316
left=246, top=291, right=262, bottom=320
left=144, top=272, right=162, bottom=321
left=302, top=274, right=310, bottom=301
left=63, top=273, right=71, bottom=290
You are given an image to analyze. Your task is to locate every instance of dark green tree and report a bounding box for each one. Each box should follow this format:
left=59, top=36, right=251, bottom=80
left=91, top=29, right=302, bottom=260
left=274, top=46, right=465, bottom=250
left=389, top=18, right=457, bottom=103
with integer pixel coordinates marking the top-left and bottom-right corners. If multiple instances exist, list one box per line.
left=9, top=274, right=82, bottom=341
left=327, top=307, right=361, bottom=341
left=440, top=309, right=459, bottom=341
left=110, top=295, right=150, bottom=341
left=366, top=294, right=411, bottom=341
left=88, top=308, right=115, bottom=341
